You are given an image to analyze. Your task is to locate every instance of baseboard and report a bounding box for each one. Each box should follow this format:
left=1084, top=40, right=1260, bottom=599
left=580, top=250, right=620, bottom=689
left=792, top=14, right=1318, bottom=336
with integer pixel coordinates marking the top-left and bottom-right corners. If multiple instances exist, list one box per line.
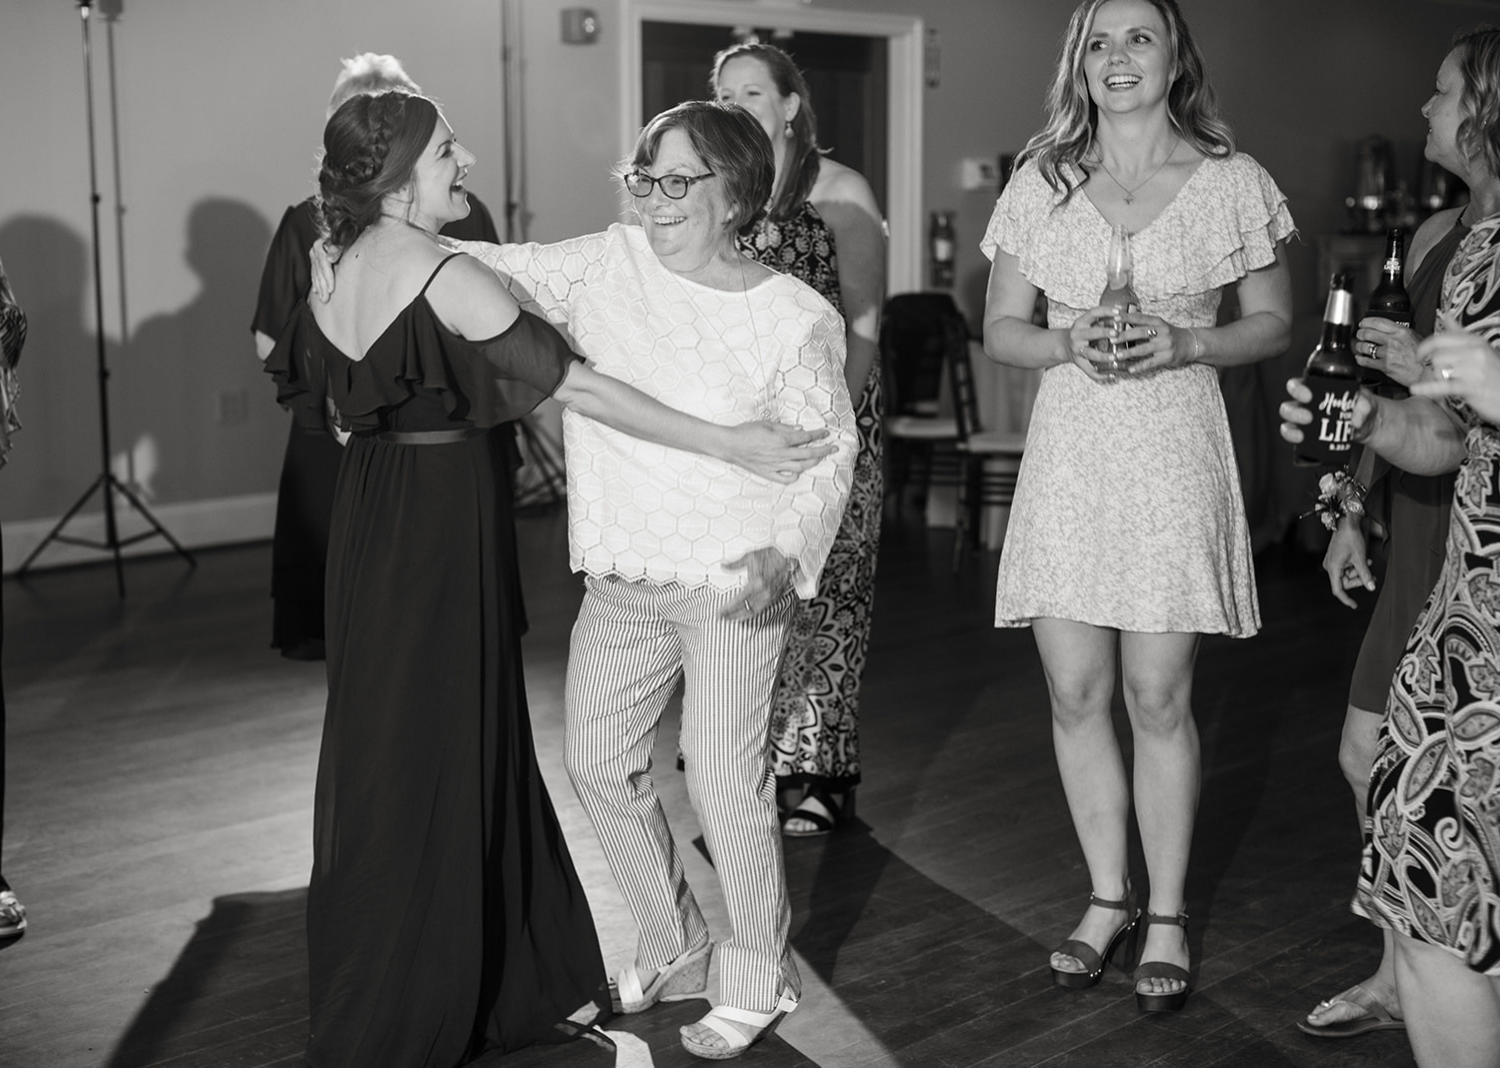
left=3, top=492, right=277, bottom=575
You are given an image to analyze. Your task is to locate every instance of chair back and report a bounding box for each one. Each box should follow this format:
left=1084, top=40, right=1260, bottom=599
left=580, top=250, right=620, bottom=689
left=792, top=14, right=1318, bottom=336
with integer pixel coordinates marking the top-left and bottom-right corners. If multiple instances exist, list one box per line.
left=947, top=337, right=984, bottom=443
left=879, top=292, right=970, bottom=418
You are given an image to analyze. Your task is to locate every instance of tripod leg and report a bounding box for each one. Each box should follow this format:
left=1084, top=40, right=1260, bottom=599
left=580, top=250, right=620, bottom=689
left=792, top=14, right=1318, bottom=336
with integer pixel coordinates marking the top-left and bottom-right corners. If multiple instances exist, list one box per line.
left=15, top=474, right=106, bottom=576
left=108, top=475, right=196, bottom=567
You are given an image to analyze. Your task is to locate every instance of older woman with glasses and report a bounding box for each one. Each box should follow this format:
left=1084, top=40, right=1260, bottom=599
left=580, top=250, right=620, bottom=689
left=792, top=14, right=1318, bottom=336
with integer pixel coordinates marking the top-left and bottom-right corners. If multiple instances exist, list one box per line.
left=449, top=101, right=857, bottom=1059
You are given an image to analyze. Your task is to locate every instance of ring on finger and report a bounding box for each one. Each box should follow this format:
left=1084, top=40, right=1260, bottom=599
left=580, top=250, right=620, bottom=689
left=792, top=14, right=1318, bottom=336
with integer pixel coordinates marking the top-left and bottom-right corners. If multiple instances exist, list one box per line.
left=1442, top=366, right=1455, bottom=381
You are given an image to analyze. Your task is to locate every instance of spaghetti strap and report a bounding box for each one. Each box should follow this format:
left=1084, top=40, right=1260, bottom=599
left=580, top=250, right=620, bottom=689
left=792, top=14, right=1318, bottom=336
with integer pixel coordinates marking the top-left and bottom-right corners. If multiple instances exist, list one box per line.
left=419, top=252, right=464, bottom=298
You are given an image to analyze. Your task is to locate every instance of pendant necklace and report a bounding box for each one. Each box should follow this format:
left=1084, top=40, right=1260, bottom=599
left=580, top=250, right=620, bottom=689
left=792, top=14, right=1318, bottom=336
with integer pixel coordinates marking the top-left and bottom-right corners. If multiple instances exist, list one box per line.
left=1095, top=138, right=1178, bottom=205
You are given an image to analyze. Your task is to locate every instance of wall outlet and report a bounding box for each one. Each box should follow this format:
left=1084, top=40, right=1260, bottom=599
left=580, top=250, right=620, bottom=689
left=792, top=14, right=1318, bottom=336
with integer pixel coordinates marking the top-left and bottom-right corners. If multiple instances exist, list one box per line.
left=960, top=158, right=1000, bottom=192
left=216, top=388, right=249, bottom=426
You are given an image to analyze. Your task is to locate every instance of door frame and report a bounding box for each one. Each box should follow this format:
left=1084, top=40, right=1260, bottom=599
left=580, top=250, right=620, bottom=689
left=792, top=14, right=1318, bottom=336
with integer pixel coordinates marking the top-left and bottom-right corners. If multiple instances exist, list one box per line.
left=620, top=0, right=924, bottom=294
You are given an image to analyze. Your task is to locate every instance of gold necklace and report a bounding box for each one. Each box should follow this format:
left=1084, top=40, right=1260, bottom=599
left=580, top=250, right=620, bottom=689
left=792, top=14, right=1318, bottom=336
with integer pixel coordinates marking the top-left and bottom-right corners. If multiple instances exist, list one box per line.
left=1094, top=138, right=1178, bottom=205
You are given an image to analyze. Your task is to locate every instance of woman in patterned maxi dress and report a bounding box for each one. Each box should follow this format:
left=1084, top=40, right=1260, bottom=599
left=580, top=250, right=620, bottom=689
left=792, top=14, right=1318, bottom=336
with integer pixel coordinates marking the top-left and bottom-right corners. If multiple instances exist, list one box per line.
left=981, top=0, right=1293, bottom=1012
left=713, top=42, right=887, bottom=833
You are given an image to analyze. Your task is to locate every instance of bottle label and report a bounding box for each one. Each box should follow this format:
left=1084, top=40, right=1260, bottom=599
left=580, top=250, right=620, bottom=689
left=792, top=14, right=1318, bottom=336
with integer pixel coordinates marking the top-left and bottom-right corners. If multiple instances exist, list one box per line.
left=1382, top=255, right=1401, bottom=275
left=1296, top=373, right=1359, bottom=465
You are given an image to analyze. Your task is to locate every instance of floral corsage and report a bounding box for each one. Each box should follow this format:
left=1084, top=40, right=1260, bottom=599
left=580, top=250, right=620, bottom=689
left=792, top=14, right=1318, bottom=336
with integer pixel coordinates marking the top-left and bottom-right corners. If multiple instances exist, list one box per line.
left=1306, top=468, right=1367, bottom=531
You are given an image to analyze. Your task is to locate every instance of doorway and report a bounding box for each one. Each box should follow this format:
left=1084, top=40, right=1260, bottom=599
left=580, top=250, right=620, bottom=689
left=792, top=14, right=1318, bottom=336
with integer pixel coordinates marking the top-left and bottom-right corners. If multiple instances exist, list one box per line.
left=621, top=1, right=924, bottom=293
left=641, top=23, right=888, bottom=213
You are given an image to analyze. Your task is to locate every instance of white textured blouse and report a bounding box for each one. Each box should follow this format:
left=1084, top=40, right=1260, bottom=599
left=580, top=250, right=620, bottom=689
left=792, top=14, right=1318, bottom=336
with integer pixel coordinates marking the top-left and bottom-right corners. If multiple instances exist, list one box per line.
left=456, top=224, right=856, bottom=598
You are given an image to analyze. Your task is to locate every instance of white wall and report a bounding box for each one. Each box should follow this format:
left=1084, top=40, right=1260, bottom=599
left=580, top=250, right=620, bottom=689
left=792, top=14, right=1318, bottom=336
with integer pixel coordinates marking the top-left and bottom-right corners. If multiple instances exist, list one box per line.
left=0, top=0, right=1484, bottom=560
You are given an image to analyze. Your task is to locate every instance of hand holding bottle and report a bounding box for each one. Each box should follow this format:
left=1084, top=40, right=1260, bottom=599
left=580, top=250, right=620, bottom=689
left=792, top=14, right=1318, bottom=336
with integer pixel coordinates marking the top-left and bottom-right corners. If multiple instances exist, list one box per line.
left=1354, top=317, right=1423, bottom=386
left=1280, top=377, right=1375, bottom=450
left=1066, top=305, right=1139, bottom=383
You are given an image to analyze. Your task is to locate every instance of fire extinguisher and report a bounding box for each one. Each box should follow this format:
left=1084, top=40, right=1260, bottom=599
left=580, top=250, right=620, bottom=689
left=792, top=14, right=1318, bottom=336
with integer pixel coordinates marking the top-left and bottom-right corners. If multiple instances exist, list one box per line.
left=929, top=211, right=955, bottom=288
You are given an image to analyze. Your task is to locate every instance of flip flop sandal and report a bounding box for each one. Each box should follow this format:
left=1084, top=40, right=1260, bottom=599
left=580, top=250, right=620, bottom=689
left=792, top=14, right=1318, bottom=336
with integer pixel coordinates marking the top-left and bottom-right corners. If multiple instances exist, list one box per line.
left=1296, top=983, right=1406, bottom=1038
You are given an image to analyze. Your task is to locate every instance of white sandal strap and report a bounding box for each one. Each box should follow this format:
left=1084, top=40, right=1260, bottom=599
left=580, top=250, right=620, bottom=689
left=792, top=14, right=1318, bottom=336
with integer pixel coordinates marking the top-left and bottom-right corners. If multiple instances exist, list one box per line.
left=705, top=992, right=799, bottom=1029
left=614, top=965, right=645, bottom=1007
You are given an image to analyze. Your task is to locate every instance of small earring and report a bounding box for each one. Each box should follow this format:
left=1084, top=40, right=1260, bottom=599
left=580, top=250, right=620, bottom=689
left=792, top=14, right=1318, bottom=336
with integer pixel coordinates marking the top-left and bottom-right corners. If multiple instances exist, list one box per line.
left=783, top=119, right=794, bottom=139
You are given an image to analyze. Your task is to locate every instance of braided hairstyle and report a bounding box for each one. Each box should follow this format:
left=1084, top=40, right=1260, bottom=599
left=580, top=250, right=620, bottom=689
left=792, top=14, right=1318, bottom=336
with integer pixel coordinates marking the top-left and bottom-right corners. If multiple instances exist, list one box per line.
left=316, top=90, right=439, bottom=253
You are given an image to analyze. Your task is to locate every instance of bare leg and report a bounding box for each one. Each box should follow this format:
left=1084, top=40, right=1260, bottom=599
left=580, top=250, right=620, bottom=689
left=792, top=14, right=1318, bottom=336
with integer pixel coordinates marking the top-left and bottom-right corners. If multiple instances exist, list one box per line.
left=1032, top=618, right=1132, bottom=975
left=1305, top=703, right=1402, bottom=1029
left=1392, top=932, right=1500, bottom=1067
left=1118, top=630, right=1200, bottom=998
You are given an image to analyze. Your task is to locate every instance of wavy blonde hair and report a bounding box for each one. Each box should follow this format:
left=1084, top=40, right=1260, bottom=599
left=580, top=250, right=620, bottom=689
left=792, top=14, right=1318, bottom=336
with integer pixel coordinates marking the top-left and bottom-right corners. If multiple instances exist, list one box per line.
left=1453, top=27, right=1500, bottom=179
left=1017, top=0, right=1233, bottom=203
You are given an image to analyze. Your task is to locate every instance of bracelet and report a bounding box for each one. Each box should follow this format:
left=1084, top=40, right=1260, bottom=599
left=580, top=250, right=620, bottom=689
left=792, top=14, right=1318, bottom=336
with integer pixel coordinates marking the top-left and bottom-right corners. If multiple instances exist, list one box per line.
left=1187, top=327, right=1204, bottom=362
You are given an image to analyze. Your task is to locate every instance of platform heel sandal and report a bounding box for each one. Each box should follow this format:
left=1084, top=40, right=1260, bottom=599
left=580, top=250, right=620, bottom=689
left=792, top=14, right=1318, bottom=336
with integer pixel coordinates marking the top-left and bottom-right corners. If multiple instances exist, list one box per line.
left=1049, top=891, right=1139, bottom=990
left=1135, top=910, right=1191, bottom=1013
left=610, top=938, right=714, bottom=1014
left=681, top=989, right=798, bottom=1060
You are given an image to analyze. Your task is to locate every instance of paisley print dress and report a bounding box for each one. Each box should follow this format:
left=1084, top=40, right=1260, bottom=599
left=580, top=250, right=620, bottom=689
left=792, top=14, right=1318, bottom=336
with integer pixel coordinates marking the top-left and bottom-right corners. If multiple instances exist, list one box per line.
left=740, top=201, right=883, bottom=791
left=1354, top=213, right=1500, bottom=974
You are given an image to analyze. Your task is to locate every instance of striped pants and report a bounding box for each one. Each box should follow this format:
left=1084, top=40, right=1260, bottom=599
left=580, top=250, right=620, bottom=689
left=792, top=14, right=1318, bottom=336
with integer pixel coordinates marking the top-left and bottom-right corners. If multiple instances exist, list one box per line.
left=564, top=575, right=800, bottom=1013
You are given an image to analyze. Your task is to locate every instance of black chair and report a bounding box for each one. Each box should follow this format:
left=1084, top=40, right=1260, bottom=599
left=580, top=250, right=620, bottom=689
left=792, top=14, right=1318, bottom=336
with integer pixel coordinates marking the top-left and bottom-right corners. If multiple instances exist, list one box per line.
left=879, top=292, right=966, bottom=514
left=948, top=340, right=1026, bottom=569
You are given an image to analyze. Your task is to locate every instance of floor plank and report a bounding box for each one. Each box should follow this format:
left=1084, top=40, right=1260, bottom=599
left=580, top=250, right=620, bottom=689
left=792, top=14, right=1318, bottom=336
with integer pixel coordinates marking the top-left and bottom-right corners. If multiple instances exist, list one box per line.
left=0, top=510, right=1416, bottom=1066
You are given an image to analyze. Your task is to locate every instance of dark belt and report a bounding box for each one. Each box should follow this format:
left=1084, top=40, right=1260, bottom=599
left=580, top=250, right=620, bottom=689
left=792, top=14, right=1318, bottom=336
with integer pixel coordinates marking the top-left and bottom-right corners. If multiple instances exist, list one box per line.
left=375, top=427, right=486, bottom=445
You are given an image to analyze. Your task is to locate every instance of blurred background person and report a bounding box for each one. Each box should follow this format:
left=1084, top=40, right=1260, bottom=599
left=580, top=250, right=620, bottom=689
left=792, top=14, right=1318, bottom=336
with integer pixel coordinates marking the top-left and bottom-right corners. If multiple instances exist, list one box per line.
left=711, top=41, right=886, bottom=837
left=250, top=53, right=502, bottom=662
left=980, top=0, right=1292, bottom=1013
left=1297, top=28, right=1500, bottom=1042
left=0, top=253, right=25, bottom=941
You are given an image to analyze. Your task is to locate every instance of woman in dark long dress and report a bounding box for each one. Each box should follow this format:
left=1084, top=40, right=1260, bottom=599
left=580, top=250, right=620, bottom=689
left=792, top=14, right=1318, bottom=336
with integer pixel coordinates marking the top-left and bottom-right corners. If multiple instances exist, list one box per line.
left=266, top=90, right=833, bottom=1068
left=711, top=42, right=887, bottom=834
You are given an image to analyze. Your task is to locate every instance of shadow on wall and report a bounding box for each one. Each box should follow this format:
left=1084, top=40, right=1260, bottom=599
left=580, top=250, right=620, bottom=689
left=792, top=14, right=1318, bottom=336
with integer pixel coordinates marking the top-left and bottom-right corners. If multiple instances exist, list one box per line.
left=113, top=198, right=273, bottom=506
left=0, top=216, right=95, bottom=519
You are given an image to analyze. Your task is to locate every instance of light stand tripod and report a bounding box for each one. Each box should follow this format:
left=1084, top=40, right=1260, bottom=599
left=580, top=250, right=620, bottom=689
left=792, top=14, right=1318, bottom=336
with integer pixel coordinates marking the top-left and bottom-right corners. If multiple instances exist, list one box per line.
left=17, top=0, right=193, bottom=596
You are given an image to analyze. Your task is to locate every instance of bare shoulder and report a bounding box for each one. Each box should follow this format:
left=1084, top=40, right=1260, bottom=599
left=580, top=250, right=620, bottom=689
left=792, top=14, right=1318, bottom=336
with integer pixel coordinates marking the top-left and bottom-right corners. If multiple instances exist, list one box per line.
left=424, top=250, right=520, bottom=338
left=810, top=158, right=880, bottom=217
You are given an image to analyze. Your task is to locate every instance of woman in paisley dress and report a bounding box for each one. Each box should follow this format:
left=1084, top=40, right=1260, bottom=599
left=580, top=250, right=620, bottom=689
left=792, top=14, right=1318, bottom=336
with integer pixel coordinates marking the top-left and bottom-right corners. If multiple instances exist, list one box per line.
left=712, top=41, right=887, bottom=835
left=981, top=0, right=1292, bottom=1012
left=1299, top=31, right=1500, bottom=1042
left=1281, top=30, right=1500, bottom=1068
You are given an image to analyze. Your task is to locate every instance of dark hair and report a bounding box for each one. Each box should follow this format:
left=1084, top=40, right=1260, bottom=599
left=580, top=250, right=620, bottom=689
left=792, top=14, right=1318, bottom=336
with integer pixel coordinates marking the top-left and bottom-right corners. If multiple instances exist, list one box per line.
left=1018, top=0, right=1233, bottom=202
left=1453, top=26, right=1500, bottom=178
left=316, top=91, right=439, bottom=252
left=710, top=42, right=822, bottom=220
left=623, top=100, right=774, bottom=237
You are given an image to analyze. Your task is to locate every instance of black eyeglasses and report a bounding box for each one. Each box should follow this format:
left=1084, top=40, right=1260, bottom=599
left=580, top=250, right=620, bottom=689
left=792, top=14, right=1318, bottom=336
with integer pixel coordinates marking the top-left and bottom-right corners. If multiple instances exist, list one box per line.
left=623, top=171, right=717, bottom=200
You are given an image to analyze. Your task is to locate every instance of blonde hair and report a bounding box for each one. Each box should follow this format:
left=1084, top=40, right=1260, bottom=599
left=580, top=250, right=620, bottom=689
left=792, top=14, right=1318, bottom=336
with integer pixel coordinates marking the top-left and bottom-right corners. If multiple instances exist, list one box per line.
left=327, top=53, right=421, bottom=117
left=1454, top=27, right=1500, bottom=179
left=1017, top=0, right=1233, bottom=203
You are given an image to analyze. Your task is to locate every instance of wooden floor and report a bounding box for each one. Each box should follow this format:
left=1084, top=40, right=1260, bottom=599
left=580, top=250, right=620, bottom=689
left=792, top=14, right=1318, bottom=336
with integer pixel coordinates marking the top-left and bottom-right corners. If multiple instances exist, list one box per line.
left=0, top=508, right=1418, bottom=1068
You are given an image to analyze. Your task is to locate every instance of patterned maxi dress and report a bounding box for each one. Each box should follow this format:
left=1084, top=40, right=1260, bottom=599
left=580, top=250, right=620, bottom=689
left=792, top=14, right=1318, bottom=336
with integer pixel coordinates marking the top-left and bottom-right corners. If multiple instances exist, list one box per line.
left=980, top=155, right=1294, bottom=636
left=1354, top=214, right=1500, bottom=974
left=739, top=200, right=883, bottom=792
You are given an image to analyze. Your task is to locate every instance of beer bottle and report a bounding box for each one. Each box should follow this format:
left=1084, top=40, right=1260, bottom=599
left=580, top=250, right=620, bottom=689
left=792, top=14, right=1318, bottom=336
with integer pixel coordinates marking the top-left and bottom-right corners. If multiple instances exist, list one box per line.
left=1293, top=271, right=1361, bottom=467
left=1368, top=228, right=1412, bottom=326
left=1094, top=224, right=1140, bottom=371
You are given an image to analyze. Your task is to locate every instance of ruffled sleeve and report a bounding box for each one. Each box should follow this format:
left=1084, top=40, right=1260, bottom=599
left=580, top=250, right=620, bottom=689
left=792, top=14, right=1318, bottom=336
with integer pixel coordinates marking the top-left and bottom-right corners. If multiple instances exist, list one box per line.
left=980, top=159, right=1058, bottom=266
left=262, top=302, right=331, bottom=433
left=1147, top=153, right=1295, bottom=299
left=251, top=200, right=318, bottom=339
left=266, top=295, right=578, bottom=436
